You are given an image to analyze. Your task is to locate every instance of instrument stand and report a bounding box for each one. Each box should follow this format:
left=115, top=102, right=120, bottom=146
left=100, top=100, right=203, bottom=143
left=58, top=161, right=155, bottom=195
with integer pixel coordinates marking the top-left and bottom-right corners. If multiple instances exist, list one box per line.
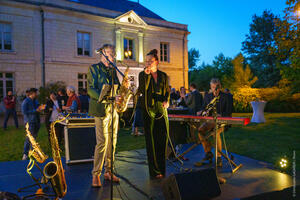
left=217, top=150, right=243, bottom=174
left=175, top=97, right=242, bottom=184
left=210, top=97, right=225, bottom=184
left=211, top=96, right=242, bottom=185
left=18, top=158, right=55, bottom=200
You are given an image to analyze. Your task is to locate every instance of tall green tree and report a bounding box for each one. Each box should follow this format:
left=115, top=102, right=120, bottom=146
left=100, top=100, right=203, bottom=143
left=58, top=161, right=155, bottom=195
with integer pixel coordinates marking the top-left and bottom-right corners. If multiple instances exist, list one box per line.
left=188, top=53, right=232, bottom=91
left=189, top=63, right=220, bottom=91
left=273, top=0, right=300, bottom=92
left=225, top=53, right=258, bottom=91
left=212, top=53, right=233, bottom=82
left=188, top=48, right=200, bottom=69
left=242, top=10, right=281, bottom=87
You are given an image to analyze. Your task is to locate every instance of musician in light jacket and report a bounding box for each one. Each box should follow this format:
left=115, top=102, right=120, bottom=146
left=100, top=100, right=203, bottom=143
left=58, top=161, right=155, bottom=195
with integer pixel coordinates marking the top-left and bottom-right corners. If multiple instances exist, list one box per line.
left=88, top=44, right=123, bottom=187
left=195, top=78, right=233, bottom=168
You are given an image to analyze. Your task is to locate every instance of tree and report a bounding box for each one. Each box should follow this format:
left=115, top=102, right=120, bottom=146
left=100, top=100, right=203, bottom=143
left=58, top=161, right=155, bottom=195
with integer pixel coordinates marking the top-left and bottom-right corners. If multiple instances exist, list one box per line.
left=188, top=53, right=233, bottom=91
left=212, top=53, right=233, bottom=82
left=225, top=53, right=258, bottom=91
left=38, top=81, right=66, bottom=104
left=273, top=0, right=300, bottom=92
left=242, top=10, right=281, bottom=87
left=189, top=63, right=220, bottom=91
left=188, top=48, right=200, bottom=69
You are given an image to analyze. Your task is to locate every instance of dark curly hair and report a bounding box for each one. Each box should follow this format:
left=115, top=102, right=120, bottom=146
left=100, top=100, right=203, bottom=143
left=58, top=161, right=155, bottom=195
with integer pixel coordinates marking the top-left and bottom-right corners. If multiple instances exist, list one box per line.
left=147, top=49, right=158, bottom=61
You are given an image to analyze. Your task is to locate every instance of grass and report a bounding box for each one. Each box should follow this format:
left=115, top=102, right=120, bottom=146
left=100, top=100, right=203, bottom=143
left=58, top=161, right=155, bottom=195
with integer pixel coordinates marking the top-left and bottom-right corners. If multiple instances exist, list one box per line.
left=0, top=124, right=145, bottom=162
left=0, top=113, right=299, bottom=175
left=226, top=113, right=300, bottom=174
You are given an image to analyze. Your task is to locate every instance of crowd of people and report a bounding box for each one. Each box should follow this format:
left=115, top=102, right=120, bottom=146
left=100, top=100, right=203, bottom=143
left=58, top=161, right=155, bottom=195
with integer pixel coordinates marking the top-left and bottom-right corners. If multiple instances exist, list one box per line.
left=2, top=87, right=90, bottom=160
left=169, top=83, right=233, bottom=116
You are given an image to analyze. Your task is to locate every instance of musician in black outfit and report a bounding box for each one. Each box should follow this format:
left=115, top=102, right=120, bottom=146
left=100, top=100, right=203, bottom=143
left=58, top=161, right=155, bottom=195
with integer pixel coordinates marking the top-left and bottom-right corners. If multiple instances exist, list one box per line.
left=195, top=78, right=233, bottom=167
left=137, top=49, right=170, bottom=179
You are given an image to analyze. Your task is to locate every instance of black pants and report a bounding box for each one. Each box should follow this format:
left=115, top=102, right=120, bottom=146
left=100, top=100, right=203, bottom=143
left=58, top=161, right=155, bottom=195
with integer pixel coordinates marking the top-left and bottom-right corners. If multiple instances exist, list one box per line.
left=143, top=110, right=168, bottom=178
left=3, top=108, right=19, bottom=129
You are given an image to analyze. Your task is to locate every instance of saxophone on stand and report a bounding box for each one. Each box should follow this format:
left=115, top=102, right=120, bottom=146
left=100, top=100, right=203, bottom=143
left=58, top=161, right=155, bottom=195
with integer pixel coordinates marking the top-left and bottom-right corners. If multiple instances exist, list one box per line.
left=21, top=116, right=68, bottom=199
left=43, top=117, right=67, bottom=199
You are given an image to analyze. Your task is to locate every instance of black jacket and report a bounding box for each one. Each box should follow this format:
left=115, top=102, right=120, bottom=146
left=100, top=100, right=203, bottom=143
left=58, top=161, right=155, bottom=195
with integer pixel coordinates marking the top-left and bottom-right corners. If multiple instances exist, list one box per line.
left=137, top=70, right=170, bottom=111
left=202, top=91, right=233, bottom=117
left=185, top=90, right=203, bottom=115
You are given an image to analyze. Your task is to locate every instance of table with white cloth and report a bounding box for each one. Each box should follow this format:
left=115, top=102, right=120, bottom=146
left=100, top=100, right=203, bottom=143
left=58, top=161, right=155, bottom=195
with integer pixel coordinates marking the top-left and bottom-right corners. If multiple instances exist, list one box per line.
left=250, top=101, right=267, bottom=123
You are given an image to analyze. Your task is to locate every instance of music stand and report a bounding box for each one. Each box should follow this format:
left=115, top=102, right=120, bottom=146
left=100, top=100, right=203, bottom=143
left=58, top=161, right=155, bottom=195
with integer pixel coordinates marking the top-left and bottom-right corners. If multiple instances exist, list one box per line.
left=98, top=84, right=118, bottom=103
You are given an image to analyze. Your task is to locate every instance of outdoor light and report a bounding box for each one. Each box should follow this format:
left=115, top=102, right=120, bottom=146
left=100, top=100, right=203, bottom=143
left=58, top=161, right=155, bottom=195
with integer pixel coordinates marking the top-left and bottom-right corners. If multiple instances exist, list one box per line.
left=279, top=158, right=288, bottom=168
left=124, top=50, right=132, bottom=58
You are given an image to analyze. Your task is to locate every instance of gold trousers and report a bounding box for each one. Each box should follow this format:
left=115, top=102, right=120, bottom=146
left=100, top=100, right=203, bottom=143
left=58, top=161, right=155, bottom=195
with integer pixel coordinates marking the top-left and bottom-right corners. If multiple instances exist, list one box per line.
left=92, top=105, right=119, bottom=176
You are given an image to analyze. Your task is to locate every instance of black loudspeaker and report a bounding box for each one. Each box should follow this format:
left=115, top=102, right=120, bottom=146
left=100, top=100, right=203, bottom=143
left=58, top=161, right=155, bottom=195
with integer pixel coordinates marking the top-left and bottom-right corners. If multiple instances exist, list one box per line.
left=64, top=126, right=96, bottom=164
left=162, top=168, right=221, bottom=200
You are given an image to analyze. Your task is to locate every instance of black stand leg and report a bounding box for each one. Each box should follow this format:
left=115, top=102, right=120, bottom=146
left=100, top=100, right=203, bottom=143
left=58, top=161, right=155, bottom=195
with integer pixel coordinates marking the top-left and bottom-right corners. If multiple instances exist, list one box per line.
left=217, top=150, right=243, bottom=173
left=18, top=157, right=55, bottom=199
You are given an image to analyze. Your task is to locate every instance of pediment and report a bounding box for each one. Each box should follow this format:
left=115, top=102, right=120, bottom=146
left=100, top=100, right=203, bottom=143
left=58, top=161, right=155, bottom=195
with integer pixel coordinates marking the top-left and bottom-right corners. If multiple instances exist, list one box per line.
left=115, top=10, right=147, bottom=26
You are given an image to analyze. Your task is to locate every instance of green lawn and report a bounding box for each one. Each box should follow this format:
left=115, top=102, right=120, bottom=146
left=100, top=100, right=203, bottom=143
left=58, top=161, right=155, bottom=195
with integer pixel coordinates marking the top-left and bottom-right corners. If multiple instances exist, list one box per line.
left=227, top=113, right=300, bottom=174
left=0, top=124, right=145, bottom=162
left=0, top=113, right=299, bottom=175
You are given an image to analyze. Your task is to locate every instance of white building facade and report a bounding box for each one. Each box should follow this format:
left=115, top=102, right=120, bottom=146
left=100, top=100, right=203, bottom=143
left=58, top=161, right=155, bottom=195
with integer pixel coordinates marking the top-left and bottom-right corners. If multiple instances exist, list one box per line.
left=0, top=0, right=189, bottom=102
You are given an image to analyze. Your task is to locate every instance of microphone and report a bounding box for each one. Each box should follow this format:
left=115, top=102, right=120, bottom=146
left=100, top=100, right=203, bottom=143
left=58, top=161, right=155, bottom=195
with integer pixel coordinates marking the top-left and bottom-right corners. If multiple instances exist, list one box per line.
left=95, top=47, right=103, bottom=54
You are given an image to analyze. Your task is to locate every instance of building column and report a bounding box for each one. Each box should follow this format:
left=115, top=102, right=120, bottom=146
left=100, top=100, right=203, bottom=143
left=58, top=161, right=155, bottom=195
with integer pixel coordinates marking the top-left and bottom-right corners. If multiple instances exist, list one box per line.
left=138, top=32, right=144, bottom=63
left=115, top=29, right=122, bottom=61
left=183, top=32, right=189, bottom=89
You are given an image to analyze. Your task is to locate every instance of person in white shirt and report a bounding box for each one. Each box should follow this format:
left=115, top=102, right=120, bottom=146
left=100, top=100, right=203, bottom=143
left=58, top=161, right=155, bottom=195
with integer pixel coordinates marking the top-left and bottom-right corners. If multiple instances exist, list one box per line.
left=45, top=92, right=63, bottom=145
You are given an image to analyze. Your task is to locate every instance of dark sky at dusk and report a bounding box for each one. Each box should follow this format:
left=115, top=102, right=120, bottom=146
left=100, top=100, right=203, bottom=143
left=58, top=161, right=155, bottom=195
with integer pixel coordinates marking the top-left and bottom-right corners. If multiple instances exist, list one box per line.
left=139, top=0, right=286, bottom=64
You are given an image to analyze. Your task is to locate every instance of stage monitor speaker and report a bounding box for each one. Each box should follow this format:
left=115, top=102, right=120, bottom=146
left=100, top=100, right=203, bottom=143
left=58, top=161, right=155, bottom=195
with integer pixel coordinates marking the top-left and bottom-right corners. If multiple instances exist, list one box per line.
left=162, top=168, right=221, bottom=200
left=64, top=126, right=96, bottom=164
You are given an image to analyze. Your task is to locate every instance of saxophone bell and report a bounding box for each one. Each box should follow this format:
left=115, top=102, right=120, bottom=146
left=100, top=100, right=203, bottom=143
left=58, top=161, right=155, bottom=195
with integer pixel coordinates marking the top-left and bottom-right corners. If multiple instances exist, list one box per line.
left=43, top=119, right=67, bottom=198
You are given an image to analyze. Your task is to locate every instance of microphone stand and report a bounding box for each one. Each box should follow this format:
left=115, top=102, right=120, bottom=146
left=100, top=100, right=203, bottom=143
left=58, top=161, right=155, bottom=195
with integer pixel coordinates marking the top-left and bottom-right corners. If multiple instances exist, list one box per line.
left=99, top=51, right=125, bottom=78
left=99, top=50, right=122, bottom=200
left=211, top=94, right=226, bottom=184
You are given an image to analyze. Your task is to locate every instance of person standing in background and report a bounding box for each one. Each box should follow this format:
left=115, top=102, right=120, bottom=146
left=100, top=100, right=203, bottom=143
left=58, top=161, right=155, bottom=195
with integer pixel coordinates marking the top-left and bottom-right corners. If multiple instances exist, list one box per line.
left=79, top=89, right=90, bottom=113
left=131, top=96, right=144, bottom=136
left=57, top=88, right=68, bottom=110
left=3, top=90, right=19, bottom=130
left=45, top=92, right=64, bottom=145
left=170, top=87, right=179, bottom=106
left=21, top=88, right=45, bottom=160
left=62, top=86, right=81, bottom=113
left=185, top=83, right=203, bottom=115
left=178, top=86, right=188, bottom=108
